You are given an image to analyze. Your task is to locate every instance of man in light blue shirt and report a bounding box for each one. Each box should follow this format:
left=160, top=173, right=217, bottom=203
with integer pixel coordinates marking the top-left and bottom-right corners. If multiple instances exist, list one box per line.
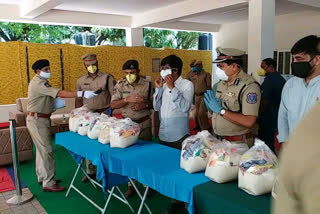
left=278, top=35, right=320, bottom=144
left=153, top=55, right=194, bottom=150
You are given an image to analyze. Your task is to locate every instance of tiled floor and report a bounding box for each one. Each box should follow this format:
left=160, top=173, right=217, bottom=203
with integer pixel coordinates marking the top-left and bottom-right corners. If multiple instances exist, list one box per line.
left=0, top=188, right=46, bottom=214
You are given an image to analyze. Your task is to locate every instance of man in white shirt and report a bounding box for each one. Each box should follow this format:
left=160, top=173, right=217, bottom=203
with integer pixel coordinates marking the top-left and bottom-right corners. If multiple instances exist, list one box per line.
left=153, top=54, right=194, bottom=150
left=153, top=54, right=194, bottom=214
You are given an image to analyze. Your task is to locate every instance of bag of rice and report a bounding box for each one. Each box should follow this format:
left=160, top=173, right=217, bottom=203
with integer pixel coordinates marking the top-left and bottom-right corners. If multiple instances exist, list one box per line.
left=87, top=114, right=110, bottom=139
left=77, top=112, right=100, bottom=136
left=109, top=118, right=140, bottom=148
left=98, top=117, right=118, bottom=144
left=238, top=139, right=278, bottom=196
left=180, top=131, right=217, bottom=173
left=205, top=141, right=248, bottom=183
left=69, top=107, right=89, bottom=132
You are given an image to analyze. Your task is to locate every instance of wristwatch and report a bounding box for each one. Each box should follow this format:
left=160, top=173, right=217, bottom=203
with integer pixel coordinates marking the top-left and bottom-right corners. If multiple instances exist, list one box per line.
left=219, top=109, right=226, bottom=116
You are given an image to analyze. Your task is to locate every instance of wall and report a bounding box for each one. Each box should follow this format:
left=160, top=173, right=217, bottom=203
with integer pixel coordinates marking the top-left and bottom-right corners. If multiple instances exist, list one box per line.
left=214, top=10, right=320, bottom=52
left=0, top=42, right=212, bottom=105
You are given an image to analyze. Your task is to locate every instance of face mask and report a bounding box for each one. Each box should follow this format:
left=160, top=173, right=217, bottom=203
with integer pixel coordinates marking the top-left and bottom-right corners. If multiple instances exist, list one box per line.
left=291, top=57, right=314, bottom=78
left=257, top=68, right=266, bottom=76
left=193, top=67, right=202, bottom=72
left=87, top=65, right=97, bottom=74
left=216, top=67, right=228, bottom=81
left=160, top=69, right=172, bottom=79
left=126, top=73, right=137, bottom=84
left=40, top=71, right=51, bottom=79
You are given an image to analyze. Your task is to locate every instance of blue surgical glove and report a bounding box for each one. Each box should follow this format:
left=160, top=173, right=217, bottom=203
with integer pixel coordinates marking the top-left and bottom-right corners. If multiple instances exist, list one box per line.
left=204, top=90, right=223, bottom=114
left=53, top=98, right=66, bottom=110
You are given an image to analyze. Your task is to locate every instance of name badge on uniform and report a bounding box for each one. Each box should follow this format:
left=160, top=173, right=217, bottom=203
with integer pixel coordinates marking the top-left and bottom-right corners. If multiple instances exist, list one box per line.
left=247, top=93, right=257, bottom=104
left=123, top=91, right=130, bottom=94
left=226, top=92, right=236, bottom=98
left=84, top=83, right=90, bottom=85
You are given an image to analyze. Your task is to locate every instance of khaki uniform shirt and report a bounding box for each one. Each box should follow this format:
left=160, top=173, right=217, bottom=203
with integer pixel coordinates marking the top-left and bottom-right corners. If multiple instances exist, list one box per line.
left=273, top=102, right=320, bottom=214
left=27, top=75, right=60, bottom=114
left=212, top=71, right=261, bottom=136
left=111, top=77, right=153, bottom=120
left=76, top=71, right=115, bottom=110
left=187, top=70, right=212, bottom=96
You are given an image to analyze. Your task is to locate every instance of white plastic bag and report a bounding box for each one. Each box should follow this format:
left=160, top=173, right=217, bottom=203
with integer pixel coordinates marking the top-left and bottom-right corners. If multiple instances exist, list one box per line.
left=238, top=139, right=278, bottom=196
left=98, top=117, right=118, bottom=144
left=205, top=141, right=248, bottom=183
left=77, top=112, right=100, bottom=136
left=180, top=131, right=217, bottom=173
left=88, top=114, right=110, bottom=139
left=109, top=118, right=140, bottom=148
left=69, top=107, right=89, bottom=132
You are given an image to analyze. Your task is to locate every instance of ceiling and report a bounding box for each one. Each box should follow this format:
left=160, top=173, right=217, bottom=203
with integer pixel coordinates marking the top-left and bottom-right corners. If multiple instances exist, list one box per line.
left=0, top=0, right=319, bottom=31
left=54, top=0, right=186, bottom=16
left=182, top=0, right=320, bottom=24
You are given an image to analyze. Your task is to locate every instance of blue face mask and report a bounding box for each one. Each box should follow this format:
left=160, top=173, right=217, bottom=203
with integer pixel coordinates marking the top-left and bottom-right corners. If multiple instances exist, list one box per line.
left=193, top=67, right=202, bottom=72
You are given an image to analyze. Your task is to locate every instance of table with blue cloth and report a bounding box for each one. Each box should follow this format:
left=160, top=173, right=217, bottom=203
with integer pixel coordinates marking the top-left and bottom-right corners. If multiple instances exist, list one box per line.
left=55, top=132, right=210, bottom=214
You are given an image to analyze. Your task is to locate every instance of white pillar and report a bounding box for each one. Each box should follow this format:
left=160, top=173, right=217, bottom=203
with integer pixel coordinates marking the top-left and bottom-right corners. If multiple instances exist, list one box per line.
left=126, top=28, right=144, bottom=47
left=248, top=0, right=275, bottom=82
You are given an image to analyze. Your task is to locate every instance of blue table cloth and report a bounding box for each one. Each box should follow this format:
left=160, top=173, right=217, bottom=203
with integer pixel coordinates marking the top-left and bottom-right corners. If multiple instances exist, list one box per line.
left=55, top=132, right=210, bottom=214
left=55, top=133, right=128, bottom=191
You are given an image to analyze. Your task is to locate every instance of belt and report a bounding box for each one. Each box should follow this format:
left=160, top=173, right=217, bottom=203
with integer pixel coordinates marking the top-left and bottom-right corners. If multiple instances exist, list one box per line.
left=132, top=115, right=150, bottom=124
left=216, top=133, right=253, bottom=142
left=28, top=112, right=51, bottom=118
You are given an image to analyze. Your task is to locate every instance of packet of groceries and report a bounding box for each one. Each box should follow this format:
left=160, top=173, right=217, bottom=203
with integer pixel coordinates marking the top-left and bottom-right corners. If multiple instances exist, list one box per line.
left=205, top=140, right=248, bottom=183
left=109, top=118, right=140, bottom=148
left=180, top=131, right=218, bottom=173
left=238, top=139, right=278, bottom=196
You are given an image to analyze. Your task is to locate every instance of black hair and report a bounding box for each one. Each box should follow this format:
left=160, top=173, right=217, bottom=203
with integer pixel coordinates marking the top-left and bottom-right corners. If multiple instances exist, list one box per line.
left=262, top=58, right=277, bottom=70
left=161, top=55, right=183, bottom=76
left=291, top=35, right=320, bottom=57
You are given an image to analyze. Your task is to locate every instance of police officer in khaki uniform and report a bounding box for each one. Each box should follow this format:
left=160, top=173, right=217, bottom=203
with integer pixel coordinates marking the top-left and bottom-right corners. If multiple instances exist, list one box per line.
left=187, top=60, right=211, bottom=131
left=76, top=53, right=116, bottom=112
left=204, top=48, right=261, bottom=147
left=110, top=60, right=153, bottom=198
left=76, top=53, right=116, bottom=182
left=27, top=59, right=97, bottom=192
left=273, top=102, right=320, bottom=214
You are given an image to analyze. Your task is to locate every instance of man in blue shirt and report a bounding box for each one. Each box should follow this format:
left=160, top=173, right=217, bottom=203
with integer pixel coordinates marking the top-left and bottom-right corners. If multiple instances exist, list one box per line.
left=153, top=55, right=194, bottom=214
left=258, top=58, right=286, bottom=152
left=278, top=35, right=320, bottom=145
left=153, top=55, right=194, bottom=150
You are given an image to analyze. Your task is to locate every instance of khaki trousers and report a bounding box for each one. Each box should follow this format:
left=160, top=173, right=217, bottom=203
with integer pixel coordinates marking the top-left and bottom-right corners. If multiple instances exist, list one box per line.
left=195, top=95, right=210, bottom=130
left=26, top=116, right=56, bottom=187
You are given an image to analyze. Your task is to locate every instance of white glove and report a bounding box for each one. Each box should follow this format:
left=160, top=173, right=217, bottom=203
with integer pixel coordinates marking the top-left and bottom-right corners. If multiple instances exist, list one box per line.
left=77, top=91, right=98, bottom=99
left=53, top=98, right=66, bottom=109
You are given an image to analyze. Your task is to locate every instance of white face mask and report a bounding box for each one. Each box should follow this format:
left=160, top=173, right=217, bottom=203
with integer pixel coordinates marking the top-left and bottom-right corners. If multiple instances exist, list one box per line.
left=160, top=69, right=172, bottom=79
left=216, top=67, right=228, bottom=81
left=40, top=71, right=51, bottom=79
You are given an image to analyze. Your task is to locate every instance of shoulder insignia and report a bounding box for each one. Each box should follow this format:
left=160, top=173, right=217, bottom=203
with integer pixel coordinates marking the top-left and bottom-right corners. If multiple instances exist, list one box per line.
left=247, top=93, right=257, bottom=104
left=44, top=82, right=52, bottom=88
